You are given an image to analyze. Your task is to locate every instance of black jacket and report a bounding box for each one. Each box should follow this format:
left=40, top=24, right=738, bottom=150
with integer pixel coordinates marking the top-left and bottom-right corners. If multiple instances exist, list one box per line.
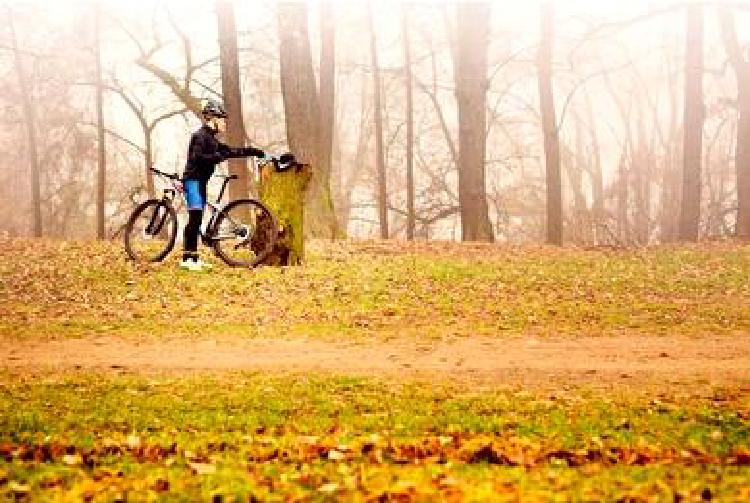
left=183, top=125, right=264, bottom=181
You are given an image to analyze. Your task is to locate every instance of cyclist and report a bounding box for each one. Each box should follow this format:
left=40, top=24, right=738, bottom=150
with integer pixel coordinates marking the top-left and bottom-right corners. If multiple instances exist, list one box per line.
left=180, top=98, right=266, bottom=271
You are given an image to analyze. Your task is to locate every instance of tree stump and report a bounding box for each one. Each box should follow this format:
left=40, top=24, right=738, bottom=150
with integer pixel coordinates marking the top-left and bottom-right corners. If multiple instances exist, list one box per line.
left=259, top=163, right=312, bottom=266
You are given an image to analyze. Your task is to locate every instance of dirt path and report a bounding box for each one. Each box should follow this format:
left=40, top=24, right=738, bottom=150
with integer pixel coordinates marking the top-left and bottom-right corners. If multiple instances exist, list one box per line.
left=3, top=334, right=749, bottom=389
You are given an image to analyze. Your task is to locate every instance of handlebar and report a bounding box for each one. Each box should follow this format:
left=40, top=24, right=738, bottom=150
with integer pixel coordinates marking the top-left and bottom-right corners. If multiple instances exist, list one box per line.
left=149, top=167, right=181, bottom=181
left=149, top=152, right=304, bottom=183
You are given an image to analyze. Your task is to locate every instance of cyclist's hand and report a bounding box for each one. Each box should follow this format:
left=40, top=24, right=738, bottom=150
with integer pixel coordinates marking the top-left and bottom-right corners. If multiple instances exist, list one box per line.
left=216, top=145, right=232, bottom=162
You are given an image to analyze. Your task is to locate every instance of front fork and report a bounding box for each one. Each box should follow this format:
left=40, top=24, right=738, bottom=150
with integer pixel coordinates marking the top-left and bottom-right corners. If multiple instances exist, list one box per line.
left=145, top=204, right=168, bottom=235
left=146, top=191, right=175, bottom=235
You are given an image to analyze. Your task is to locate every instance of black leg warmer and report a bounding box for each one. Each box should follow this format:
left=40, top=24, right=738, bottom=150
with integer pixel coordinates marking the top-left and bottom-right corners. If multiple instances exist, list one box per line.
left=183, top=209, right=203, bottom=260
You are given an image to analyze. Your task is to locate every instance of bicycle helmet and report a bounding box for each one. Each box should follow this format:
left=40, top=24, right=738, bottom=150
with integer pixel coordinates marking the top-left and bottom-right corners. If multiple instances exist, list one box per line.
left=201, top=98, right=227, bottom=119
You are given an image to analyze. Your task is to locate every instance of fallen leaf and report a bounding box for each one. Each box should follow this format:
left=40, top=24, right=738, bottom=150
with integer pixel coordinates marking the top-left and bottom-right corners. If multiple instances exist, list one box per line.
left=318, top=482, right=339, bottom=493
left=62, top=453, right=82, bottom=465
left=731, top=447, right=750, bottom=465
left=9, top=481, right=30, bottom=494
left=188, top=461, right=216, bottom=475
left=328, top=449, right=346, bottom=461
left=151, top=478, right=170, bottom=492
left=126, top=435, right=141, bottom=449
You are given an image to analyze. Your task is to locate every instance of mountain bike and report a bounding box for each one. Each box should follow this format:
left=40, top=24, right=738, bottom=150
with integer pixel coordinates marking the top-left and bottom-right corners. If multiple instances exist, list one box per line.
left=123, top=165, right=278, bottom=268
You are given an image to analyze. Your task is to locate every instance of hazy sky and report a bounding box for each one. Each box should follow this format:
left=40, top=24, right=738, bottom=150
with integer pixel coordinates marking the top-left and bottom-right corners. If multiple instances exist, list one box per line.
left=15, top=0, right=749, bottom=176
left=67, top=0, right=744, bottom=173
left=4, top=0, right=749, bottom=238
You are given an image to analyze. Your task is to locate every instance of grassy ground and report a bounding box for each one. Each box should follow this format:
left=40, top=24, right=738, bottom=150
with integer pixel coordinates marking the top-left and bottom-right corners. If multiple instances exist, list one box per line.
left=1, top=238, right=748, bottom=341
left=1, top=373, right=749, bottom=501
left=1, top=238, right=749, bottom=500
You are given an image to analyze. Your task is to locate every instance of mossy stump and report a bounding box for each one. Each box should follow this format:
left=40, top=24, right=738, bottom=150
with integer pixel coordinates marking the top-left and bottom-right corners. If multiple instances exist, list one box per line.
left=258, top=163, right=312, bottom=266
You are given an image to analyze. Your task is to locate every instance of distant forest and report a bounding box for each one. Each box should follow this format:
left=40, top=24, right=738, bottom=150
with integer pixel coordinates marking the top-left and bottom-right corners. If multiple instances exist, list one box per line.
left=2, top=1, right=749, bottom=245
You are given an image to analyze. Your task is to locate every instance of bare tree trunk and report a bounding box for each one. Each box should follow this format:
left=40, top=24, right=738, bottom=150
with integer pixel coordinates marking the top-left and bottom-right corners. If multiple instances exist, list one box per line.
left=318, top=0, right=338, bottom=238
left=144, top=128, right=154, bottom=198
left=571, top=115, right=589, bottom=243
left=660, top=63, right=682, bottom=243
left=678, top=4, right=704, bottom=241
left=660, top=156, right=680, bottom=242
left=342, top=72, right=372, bottom=231
left=402, top=5, right=415, bottom=240
left=582, top=93, right=604, bottom=241
left=718, top=7, right=750, bottom=238
left=617, top=147, right=630, bottom=241
left=537, top=1, right=562, bottom=245
left=278, top=3, right=320, bottom=179
left=276, top=2, right=329, bottom=256
left=216, top=0, right=251, bottom=200
left=704, top=117, right=731, bottom=236
left=633, top=111, right=651, bottom=244
left=454, top=2, right=493, bottom=242
left=7, top=8, right=42, bottom=237
left=367, top=4, right=388, bottom=239
left=735, top=86, right=750, bottom=239
left=736, top=83, right=750, bottom=238
left=95, top=3, right=106, bottom=239
left=642, top=143, right=654, bottom=243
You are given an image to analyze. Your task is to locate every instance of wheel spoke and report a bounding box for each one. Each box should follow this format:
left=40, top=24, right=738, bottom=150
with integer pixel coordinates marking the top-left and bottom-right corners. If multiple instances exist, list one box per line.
left=213, top=200, right=277, bottom=267
left=124, top=201, right=177, bottom=262
left=222, top=210, right=253, bottom=230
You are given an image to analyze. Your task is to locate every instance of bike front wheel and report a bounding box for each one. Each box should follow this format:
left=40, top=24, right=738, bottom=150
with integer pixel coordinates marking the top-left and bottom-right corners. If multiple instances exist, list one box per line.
left=123, top=199, right=178, bottom=262
left=212, top=199, right=278, bottom=267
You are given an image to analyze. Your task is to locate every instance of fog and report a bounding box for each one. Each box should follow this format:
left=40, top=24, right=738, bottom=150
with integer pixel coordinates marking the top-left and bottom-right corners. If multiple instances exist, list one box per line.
left=2, top=0, right=749, bottom=243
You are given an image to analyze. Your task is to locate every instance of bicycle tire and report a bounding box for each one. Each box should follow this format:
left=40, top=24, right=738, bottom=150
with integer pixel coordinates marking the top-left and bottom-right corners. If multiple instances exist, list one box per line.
left=123, top=199, right=178, bottom=262
left=212, top=198, right=278, bottom=268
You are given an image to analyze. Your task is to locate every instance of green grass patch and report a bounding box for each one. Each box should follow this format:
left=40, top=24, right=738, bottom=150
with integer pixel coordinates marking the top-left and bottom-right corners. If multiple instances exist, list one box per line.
left=1, top=239, right=749, bottom=341
left=0, top=373, right=748, bottom=500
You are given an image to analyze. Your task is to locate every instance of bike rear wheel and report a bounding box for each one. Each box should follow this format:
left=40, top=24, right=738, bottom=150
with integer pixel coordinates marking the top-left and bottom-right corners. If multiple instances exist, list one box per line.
left=212, top=199, right=278, bottom=267
left=123, top=199, right=178, bottom=262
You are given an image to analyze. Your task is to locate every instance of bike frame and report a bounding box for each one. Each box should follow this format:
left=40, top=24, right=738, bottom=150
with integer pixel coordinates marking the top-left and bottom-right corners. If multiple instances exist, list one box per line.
left=149, top=168, right=247, bottom=246
left=198, top=174, right=234, bottom=246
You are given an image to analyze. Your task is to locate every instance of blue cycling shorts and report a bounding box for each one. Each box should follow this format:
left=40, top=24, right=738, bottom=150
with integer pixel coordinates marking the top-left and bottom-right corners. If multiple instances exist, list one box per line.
left=184, top=179, right=208, bottom=210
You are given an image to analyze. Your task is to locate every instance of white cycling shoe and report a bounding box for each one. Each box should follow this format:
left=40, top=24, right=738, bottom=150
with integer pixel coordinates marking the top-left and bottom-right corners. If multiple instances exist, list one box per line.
left=179, top=258, right=214, bottom=271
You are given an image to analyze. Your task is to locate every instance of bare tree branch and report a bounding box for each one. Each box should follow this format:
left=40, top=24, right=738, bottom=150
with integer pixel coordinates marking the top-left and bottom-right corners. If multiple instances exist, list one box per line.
left=78, top=121, right=145, bottom=153
left=149, top=108, right=190, bottom=132
left=556, top=59, right=635, bottom=132
left=414, top=78, right=458, bottom=166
